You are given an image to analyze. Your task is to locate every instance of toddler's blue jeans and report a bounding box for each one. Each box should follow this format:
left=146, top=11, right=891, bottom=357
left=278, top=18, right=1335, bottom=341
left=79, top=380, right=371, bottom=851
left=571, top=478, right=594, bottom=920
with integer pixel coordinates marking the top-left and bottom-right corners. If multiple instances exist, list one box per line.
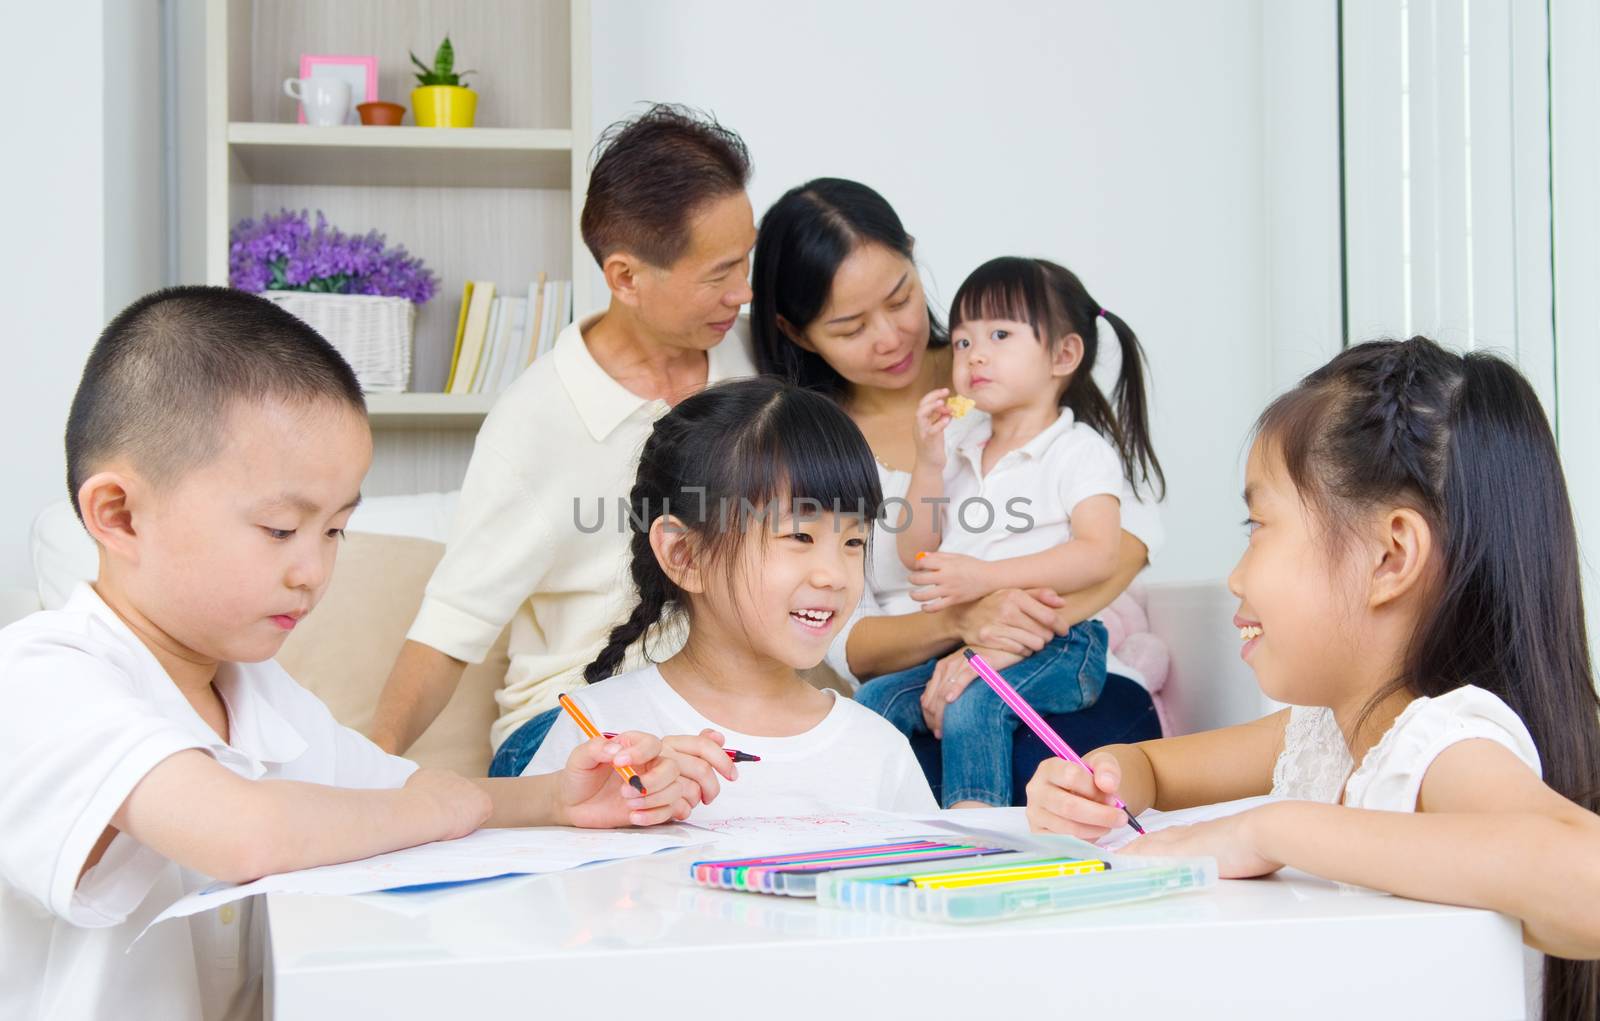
left=855, top=622, right=1108, bottom=808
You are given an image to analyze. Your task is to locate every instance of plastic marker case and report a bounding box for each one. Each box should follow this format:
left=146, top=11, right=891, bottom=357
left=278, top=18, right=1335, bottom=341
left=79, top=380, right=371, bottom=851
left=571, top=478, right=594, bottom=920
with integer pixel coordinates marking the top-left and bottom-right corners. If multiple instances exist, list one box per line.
left=689, top=834, right=1216, bottom=922
left=815, top=852, right=1216, bottom=924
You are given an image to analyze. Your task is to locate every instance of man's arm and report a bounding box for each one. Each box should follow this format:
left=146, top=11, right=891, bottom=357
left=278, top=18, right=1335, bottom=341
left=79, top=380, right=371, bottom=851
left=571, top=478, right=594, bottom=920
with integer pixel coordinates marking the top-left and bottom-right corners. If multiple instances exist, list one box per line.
left=369, top=640, right=469, bottom=755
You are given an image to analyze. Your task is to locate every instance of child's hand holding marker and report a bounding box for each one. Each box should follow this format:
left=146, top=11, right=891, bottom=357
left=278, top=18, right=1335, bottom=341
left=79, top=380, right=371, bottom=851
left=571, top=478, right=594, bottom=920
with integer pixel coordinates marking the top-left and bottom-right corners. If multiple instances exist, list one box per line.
left=1024, top=749, right=1141, bottom=840
left=657, top=728, right=743, bottom=806
left=555, top=731, right=706, bottom=828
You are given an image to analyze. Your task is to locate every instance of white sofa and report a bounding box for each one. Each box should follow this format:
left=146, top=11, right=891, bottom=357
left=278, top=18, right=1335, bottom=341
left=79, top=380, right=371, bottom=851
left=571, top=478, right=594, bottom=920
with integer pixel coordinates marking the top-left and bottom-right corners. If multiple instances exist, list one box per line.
left=5, top=497, right=1273, bottom=772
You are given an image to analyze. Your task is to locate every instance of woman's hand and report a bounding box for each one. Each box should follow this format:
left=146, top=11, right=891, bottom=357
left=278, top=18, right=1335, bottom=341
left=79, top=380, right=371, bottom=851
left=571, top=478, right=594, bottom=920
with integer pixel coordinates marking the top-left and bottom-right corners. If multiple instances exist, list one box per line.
left=1123, top=808, right=1284, bottom=879
left=556, top=732, right=705, bottom=828
left=909, top=551, right=996, bottom=612
left=912, top=388, right=954, bottom=469
left=920, top=645, right=1021, bottom=737
left=1025, top=751, right=1132, bottom=840
left=949, top=587, right=1067, bottom=654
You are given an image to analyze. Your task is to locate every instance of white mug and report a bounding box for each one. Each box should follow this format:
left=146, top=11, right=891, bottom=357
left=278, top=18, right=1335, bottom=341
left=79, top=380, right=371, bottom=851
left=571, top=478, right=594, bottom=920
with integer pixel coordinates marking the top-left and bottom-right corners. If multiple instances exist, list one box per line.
left=284, top=77, right=352, bottom=127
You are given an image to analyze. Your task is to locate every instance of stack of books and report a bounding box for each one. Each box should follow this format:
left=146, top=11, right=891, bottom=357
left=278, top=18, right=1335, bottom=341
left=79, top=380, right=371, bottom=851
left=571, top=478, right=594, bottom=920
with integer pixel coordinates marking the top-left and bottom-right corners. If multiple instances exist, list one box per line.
left=443, top=275, right=573, bottom=395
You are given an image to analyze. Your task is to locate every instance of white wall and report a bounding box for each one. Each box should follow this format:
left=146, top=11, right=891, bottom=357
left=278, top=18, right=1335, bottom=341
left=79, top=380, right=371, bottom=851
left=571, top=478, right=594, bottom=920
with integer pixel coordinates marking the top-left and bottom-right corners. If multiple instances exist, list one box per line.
left=591, top=0, right=1341, bottom=584
left=2, top=3, right=110, bottom=591
left=104, top=1, right=170, bottom=315
left=0, top=0, right=168, bottom=593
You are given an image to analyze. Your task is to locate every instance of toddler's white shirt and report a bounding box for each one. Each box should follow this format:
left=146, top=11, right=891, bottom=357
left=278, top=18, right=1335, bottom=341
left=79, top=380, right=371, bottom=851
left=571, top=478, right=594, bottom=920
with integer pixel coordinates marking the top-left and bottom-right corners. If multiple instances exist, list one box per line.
left=825, top=409, right=1163, bottom=687
left=523, top=665, right=937, bottom=818
left=934, top=406, right=1125, bottom=565
left=0, top=584, right=416, bottom=1021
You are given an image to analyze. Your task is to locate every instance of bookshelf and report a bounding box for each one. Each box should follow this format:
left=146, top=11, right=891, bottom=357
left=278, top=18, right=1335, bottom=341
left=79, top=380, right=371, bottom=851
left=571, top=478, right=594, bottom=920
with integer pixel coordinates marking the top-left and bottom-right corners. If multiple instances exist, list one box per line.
left=203, top=0, right=592, bottom=495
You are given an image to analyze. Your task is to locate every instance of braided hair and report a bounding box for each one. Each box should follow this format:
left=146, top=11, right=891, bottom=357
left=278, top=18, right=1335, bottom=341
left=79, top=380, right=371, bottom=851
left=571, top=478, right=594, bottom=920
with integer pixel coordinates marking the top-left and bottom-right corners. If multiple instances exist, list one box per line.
left=1257, top=336, right=1600, bottom=1020
left=583, top=376, right=883, bottom=684
left=947, top=257, right=1165, bottom=501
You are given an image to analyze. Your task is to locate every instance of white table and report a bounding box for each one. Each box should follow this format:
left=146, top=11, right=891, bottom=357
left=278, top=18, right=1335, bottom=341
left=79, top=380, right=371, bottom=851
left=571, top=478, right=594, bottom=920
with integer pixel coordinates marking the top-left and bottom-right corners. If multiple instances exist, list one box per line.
left=265, top=810, right=1527, bottom=1020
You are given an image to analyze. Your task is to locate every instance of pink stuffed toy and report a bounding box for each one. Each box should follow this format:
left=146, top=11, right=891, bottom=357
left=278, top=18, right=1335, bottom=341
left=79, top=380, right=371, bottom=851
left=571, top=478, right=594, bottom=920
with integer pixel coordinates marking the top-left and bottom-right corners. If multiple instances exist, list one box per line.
left=1100, top=586, right=1170, bottom=694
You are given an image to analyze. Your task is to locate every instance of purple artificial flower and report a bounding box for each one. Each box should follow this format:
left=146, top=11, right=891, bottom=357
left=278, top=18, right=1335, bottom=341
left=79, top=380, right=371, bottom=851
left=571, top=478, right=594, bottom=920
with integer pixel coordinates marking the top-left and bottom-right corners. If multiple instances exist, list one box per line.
left=228, top=209, right=438, bottom=304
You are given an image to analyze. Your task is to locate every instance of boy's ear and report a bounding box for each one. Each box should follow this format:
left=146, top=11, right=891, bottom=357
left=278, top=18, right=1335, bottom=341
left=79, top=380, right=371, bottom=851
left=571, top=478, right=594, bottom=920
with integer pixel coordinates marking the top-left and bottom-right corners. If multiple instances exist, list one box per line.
left=1050, top=333, right=1085, bottom=379
left=1367, top=507, right=1433, bottom=609
left=602, top=251, right=645, bottom=309
left=649, top=515, right=704, bottom=594
left=77, top=469, right=143, bottom=563
left=777, top=315, right=816, bottom=353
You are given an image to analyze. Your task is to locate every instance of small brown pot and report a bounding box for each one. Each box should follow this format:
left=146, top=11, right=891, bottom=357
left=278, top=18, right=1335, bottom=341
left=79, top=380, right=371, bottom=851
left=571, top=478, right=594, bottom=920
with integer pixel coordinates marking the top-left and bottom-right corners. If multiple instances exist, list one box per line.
left=357, top=101, right=406, bottom=126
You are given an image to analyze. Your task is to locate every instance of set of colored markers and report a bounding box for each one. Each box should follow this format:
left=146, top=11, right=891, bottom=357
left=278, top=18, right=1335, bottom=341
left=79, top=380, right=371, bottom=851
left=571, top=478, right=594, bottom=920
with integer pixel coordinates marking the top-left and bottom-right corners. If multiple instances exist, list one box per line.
left=690, top=838, right=1215, bottom=924
left=693, top=839, right=1020, bottom=896
left=692, top=840, right=1106, bottom=897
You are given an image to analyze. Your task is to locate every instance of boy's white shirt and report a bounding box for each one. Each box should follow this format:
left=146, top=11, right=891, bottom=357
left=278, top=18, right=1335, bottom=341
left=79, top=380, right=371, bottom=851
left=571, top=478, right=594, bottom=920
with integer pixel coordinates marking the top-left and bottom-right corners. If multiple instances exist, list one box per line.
left=523, top=664, right=938, bottom=817
left=0, top=583, right=416, bottom=1021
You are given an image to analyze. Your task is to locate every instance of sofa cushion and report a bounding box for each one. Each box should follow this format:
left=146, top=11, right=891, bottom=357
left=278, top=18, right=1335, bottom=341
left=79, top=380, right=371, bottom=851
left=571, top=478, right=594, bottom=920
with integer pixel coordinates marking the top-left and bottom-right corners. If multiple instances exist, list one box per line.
left=277, top=532, right=508, bottom=776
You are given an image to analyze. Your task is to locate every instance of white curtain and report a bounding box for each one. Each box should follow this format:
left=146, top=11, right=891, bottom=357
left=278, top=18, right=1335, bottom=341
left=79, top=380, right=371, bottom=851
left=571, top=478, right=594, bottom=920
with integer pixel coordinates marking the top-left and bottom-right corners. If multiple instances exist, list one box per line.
left=1343, top=0, right=1600, bottom=662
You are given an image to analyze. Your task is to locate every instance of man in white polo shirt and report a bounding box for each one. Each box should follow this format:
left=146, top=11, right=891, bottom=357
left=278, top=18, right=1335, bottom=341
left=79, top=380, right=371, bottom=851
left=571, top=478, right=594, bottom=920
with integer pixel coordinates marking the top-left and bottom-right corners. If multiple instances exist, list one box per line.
left=370, top=105, right=757, bottom=760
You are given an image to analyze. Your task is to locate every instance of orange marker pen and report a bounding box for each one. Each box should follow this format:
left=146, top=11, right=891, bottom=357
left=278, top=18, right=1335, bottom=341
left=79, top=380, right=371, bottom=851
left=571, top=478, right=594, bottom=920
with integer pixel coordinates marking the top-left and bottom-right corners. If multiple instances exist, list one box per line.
left=558, top=692, right=646, bottom=794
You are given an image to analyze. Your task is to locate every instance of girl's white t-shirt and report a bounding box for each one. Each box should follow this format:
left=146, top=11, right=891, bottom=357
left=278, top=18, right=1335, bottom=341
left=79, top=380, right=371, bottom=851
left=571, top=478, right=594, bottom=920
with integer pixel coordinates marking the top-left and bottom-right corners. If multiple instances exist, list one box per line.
left=523, top=665, right=938, bottom=818
left=827, top=410, right=1166, bottom=686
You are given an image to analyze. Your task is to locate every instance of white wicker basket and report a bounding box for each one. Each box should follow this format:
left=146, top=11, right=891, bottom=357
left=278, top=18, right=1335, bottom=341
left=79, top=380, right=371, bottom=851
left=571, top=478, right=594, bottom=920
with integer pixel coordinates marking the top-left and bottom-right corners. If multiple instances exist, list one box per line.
left=261, top=292, right=414, bottom=393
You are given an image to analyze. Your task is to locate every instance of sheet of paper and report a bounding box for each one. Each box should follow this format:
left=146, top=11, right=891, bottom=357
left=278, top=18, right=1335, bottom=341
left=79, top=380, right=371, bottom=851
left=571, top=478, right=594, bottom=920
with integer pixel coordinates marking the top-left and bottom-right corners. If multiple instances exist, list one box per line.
left=144, top=826, right=711, bottom=934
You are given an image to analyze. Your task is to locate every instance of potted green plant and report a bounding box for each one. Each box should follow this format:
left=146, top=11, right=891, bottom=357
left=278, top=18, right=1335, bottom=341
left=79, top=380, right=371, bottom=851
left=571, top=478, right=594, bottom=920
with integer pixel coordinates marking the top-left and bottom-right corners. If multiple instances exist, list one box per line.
left=410, top=35, right=476, bottom=128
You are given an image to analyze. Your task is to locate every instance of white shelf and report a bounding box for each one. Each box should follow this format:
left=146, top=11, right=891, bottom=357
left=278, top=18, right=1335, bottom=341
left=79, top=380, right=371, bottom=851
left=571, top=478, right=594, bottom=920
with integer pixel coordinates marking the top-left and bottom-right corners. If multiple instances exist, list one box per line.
left=365, top=392, right=497, bottom=429
left=205, top=0, right=592, bottom=493
left=228, top=123, right=574, bottom=188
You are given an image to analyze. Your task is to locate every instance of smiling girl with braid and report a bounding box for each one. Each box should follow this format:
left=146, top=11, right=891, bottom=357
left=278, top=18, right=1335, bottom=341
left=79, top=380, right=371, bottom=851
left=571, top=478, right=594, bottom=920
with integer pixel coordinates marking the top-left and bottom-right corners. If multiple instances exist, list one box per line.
left=1026, top=337, right=1600, bottom=1018
left=522, top=377, right=936, bottom=817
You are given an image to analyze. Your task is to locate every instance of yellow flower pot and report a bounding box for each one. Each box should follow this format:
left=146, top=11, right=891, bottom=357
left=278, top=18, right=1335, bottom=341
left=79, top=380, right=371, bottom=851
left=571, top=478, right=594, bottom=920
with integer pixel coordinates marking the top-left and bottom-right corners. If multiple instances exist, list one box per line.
left=411, top=85, right=477, bottom=128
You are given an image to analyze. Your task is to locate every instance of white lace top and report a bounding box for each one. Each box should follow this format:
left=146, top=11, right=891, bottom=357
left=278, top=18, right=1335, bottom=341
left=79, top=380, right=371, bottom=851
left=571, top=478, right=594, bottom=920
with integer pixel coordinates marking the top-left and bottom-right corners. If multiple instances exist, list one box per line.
left=1271, top=684, right=1541, bottom=809
left=1271, top=684, right=1545, bottom=1015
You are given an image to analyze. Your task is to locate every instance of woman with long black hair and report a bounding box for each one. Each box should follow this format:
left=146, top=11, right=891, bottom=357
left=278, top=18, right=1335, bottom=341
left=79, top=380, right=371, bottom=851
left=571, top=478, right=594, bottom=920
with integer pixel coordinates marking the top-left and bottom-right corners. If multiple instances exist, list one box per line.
left=750, top=179, right=1166, bottom=797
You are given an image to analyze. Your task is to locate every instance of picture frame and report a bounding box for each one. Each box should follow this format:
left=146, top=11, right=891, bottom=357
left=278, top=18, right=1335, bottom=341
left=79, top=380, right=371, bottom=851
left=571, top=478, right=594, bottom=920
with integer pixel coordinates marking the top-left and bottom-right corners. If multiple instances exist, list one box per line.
left=298, top=54, right=378, bottom=125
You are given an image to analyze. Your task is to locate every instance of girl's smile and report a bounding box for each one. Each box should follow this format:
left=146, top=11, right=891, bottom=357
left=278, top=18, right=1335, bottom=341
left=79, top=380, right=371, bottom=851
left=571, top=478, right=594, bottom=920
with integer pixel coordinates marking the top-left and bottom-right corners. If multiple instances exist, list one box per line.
left=788, top=607, right=837, bottom=634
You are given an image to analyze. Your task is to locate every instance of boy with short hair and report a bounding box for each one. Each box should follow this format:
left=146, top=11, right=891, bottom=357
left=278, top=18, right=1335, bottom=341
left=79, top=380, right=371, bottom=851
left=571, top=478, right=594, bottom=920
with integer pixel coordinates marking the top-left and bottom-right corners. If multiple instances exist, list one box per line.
left=0, top=287, right=728, bottom=1021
